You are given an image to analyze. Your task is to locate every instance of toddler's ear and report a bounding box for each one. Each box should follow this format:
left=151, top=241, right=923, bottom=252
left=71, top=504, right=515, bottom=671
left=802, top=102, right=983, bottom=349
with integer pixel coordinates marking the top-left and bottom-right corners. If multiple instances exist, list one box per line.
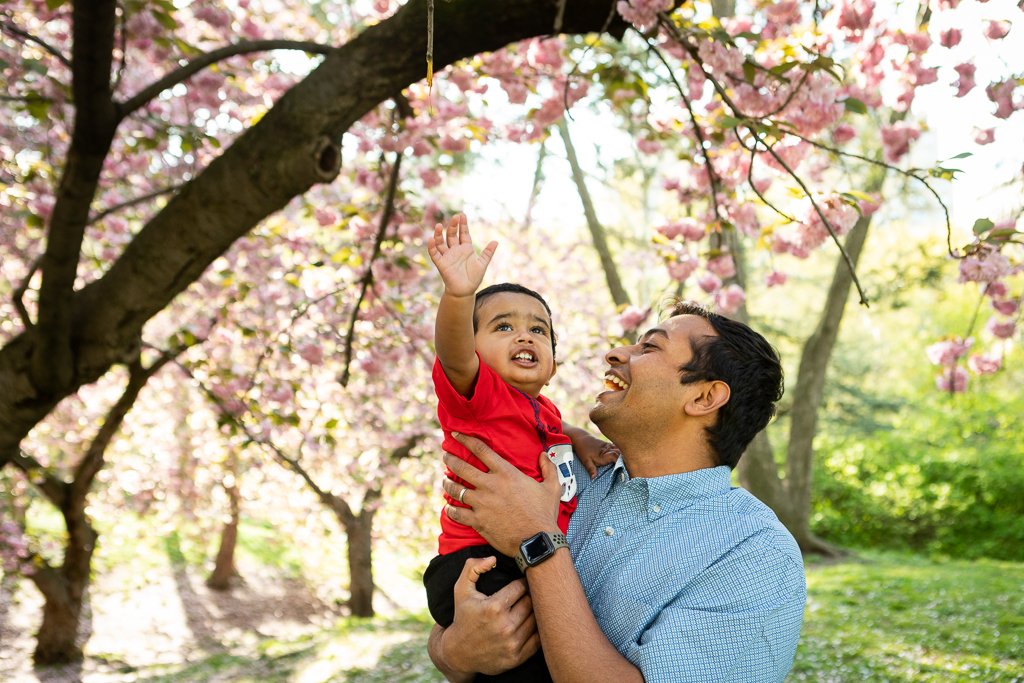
left=547, top=360, right=558, bottom=383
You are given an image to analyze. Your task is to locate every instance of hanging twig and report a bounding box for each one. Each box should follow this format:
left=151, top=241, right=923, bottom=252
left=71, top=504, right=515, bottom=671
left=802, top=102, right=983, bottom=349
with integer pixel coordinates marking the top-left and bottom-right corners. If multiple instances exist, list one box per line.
left=88, top=184, right=184, bottom=225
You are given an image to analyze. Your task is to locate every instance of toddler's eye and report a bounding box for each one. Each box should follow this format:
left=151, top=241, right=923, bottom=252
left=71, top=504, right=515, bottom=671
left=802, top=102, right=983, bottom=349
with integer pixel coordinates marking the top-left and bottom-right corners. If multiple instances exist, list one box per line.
left=531, top=326, right=548, bottom=336
left=496, top=322, right=513, bottom=331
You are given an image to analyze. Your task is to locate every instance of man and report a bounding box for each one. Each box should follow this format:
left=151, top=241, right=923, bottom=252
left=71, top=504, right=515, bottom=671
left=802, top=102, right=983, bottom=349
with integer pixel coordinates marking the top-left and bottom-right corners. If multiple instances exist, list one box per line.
left=428, top=301, right=806, bottom=682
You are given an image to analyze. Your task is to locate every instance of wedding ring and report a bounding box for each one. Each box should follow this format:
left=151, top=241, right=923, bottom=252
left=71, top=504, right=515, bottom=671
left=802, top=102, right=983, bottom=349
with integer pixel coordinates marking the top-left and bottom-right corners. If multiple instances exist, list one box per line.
left=458, top=487, right=467, bottom=504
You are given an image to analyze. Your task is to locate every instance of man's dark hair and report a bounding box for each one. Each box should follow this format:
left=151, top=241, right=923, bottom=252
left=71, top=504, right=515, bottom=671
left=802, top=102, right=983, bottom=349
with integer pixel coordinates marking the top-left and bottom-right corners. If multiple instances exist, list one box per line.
left=473, top=283, right=557, bottom=359
left=669, top=300, right=783, bottom=469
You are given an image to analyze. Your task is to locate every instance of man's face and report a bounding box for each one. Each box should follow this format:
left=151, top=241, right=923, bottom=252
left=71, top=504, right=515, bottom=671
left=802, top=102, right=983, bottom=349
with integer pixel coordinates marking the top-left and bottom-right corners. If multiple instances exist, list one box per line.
left=474, top=291, right=556, bottom=397
left=590, top=314, right=716, bottom=438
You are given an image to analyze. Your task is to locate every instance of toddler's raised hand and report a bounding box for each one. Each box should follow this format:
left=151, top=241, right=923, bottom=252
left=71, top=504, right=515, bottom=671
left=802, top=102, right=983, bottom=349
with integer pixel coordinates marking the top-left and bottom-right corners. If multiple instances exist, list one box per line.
left=427, top=214, right=498, bottom=297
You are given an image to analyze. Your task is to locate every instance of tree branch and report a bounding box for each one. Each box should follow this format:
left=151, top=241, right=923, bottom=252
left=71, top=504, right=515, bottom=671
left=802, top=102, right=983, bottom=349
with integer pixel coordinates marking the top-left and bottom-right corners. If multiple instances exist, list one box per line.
left=13, top=257, right=41, bottom=330
left=88, top=185, right=184, bottom=226
left=339, top=148, right=404, bottom=387
left=8, top=449, right=68, bottom=510
left=31, top=0, right=119, bottom=394
left=0, top=19, right=72, bottom=68
left=118, top=40, right=335, bottom=118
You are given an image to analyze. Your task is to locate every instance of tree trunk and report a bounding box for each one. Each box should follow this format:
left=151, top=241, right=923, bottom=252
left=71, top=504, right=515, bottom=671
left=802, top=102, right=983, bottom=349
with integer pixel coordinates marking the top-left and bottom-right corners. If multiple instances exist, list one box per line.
left=338, top=494, right=378, bottom=618
left=29, top=512, right=97, bottom=664
left=557, top=117, right=630, bottom=308
left=206, top=469, right=241, bottom=590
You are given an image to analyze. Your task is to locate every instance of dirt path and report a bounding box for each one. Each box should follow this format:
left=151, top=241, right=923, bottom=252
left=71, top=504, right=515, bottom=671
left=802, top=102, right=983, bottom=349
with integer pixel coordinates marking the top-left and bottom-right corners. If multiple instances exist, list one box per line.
left=0, top=557, right=335, bottom=682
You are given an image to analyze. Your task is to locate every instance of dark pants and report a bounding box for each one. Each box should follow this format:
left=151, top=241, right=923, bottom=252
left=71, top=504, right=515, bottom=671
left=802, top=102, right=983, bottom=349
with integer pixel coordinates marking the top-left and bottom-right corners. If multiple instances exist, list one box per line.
left=424, top=545, right=553, bottom=683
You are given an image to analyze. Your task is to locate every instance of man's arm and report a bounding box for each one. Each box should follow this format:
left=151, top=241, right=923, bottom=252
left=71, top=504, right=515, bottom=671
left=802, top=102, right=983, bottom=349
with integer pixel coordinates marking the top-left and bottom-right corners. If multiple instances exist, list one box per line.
left=427, top=556, right=540, bottom=681
left=427, top=214, right=497, bottom=395
left=443, top=433, right=644, bottom=683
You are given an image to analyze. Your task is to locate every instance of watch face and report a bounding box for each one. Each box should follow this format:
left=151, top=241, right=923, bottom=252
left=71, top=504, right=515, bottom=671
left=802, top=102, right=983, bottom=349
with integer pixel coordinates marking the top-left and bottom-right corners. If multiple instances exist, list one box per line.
left=522, top=532, right=555, bottom=564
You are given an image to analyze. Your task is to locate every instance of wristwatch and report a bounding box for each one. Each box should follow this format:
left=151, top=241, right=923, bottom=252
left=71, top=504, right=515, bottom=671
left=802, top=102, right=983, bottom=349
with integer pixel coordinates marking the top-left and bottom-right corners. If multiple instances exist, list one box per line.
left=514, top=531, right=568, bottom=572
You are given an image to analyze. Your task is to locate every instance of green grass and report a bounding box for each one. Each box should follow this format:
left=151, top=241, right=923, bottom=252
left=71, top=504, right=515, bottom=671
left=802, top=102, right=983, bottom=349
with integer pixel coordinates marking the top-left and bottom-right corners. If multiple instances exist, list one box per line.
left=792, top=550, right=1024, bottom=682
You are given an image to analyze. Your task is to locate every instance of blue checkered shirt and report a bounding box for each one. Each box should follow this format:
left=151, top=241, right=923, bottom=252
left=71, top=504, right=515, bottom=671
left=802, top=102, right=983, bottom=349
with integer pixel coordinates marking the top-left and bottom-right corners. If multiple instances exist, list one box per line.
left=566, top=458, right=806, bottom=682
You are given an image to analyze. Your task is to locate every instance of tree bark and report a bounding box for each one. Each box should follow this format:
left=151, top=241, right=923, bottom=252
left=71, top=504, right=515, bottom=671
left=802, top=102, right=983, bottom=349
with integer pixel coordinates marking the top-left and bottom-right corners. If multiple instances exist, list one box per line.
left=337, top=491, right=379, bottom=618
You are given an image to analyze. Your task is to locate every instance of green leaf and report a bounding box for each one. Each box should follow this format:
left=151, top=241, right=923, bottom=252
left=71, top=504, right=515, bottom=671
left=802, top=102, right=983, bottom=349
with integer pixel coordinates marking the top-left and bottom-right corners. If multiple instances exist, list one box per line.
left=742, top=61, right=757, bottom=84
left=25, top=98, right=52, bottom=121
left=844, top=97, right=867, bottom=114
left=45, top=0, right=67, bottom=9
left=947, top=152, right=973, bottom=160
left=972, top=218, right=994, bottom=234
left=719, top=115, right=744, bottom=129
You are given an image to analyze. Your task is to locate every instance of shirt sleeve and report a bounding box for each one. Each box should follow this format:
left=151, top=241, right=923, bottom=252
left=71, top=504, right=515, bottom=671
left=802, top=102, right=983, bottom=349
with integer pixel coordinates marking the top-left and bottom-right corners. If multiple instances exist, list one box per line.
left=432, top=354, right=507, bottom=421
left=623, top=533, right=806, bottom=683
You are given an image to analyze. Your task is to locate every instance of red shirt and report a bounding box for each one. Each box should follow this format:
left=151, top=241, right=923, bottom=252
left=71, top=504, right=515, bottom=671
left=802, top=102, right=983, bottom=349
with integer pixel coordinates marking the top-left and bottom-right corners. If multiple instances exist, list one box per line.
left=433, top=356, right=576, bottom=554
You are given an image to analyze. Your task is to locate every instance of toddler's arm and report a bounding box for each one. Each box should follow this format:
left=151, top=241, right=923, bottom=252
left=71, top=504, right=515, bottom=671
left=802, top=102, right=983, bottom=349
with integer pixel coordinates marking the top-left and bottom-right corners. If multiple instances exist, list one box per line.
left=427, top=214, right=498, bottom=396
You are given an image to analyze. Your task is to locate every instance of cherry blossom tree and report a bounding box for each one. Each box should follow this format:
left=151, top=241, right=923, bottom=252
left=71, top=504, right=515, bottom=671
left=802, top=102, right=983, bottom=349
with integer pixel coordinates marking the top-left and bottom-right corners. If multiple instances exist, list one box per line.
left=2, top=0, right=1022, bottom=664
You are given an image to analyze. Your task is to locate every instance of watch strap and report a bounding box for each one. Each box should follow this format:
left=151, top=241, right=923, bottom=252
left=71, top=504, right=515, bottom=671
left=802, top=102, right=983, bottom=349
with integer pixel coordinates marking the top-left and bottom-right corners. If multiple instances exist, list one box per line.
left=514, top=531, right=568, bottom=572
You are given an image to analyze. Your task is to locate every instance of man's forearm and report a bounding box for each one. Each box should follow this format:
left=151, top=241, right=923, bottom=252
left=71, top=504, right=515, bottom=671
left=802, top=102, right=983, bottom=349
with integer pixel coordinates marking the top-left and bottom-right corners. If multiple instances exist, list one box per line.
left=526, top=547, right=644, bottom=683
left=428, top=624, right=476, bottom=683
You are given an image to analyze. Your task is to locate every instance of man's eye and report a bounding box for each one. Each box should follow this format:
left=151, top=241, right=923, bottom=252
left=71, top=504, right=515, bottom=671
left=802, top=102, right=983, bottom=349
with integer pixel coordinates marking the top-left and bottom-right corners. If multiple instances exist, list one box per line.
left=641, top=342, right=658, bottom=353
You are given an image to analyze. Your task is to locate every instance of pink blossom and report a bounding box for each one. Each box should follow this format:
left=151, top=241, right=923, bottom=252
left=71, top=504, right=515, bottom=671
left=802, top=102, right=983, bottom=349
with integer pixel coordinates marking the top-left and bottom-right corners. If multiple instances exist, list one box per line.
left=986, top=317, right=1016, bottom=339
left=697, top=272, right=722, bottom=293
left=991, top=298, right=1018, bottom=316
left=297, top=344, right=324, bottom=365
left=419, top=168, right=442, bottom=188
left=637, top=137, right=662, bottom=154
left=729, top=202, right=759, bottom=237
left=526, top=38, right=563, bottom=68
left=974, top=128, right=995, bottom=145
left=985, top=281, right=1008, bottom=298
left=836, top=0, right=875, bottom=32
left=766, top=271, right=788, bottom=287
left=193, top=5, right=233, bottom=28
left=715, top=284, right=746, bottom=314
left=858, top=194, right=882, bottom=216
left=707, top=254, right=736, bottom=279
left=697, top=40, right=745, bottom=77
left=894, top=31, right=932, bottom=53
left=617, top=306, right=651, bottom=332
left=925, top=337, right=972, bottom=365
left=616, top=0, right=672, bottom=31
left=667, top=254, right=698, bottom=282
left=984, top=20, right=1010, bottom=40
left=939, top=28, right=962, bottom=48
left=954, top=63, right=976, bottom=98
left=880, top=122, right=921, bottom=163
left=958, top=246, right=1011, bottom=283
left=439, top=135, right=468, bottom=153
left=968, top=353, right=1002, bottom=375
left=679, top=218, right=705, bottom=242
left=314, top=208, right=336, bottom=227
left=832, top=124, right=857, bottom=144
left=936, top=366, right=968, bottom=392
left=986, top=80, right=1017, bottom=119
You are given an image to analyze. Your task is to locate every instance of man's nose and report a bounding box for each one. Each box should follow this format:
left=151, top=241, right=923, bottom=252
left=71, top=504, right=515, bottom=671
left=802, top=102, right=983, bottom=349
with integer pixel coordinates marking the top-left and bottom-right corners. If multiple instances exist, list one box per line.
left=605, top=344, right=630, bottom=365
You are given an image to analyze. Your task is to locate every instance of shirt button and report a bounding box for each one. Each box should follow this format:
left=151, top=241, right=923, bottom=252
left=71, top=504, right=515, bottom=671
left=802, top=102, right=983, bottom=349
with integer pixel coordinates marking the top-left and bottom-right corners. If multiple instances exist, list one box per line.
left=652, top=504, right=662, bottom=513
left=618, top=472, right=625, bottom=482
left=604, top=526, right=615, bottom=536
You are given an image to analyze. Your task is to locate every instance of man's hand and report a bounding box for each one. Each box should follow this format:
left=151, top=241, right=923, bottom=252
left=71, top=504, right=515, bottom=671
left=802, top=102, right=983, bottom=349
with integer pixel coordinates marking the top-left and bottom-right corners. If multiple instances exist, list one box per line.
left=427, top=214, right=498, bottom=298
left=429, top=556, right=540, bottom=680
left=442, top=432, right=561, bottom=557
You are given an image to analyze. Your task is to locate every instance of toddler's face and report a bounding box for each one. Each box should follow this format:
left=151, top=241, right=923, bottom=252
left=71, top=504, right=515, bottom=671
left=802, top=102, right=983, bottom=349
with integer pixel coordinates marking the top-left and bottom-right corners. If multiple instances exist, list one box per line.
left=474, top=292, right=556, bottom=397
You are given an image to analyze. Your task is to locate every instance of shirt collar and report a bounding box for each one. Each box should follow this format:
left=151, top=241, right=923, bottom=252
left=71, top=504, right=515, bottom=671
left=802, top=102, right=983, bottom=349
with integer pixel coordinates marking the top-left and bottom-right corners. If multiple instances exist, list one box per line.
left=606, top=460, right=732, bottom=519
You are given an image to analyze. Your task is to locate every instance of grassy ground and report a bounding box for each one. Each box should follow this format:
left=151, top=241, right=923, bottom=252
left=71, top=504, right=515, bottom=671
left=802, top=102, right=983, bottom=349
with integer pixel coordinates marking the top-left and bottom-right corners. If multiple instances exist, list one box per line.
left=5, top=550, right=1022, bottom=682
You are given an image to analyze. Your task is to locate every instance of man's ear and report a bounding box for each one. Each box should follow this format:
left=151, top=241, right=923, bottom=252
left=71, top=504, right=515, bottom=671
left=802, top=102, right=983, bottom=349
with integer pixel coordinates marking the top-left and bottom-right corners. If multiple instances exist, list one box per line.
left=684, top=380, right=730, bottom=417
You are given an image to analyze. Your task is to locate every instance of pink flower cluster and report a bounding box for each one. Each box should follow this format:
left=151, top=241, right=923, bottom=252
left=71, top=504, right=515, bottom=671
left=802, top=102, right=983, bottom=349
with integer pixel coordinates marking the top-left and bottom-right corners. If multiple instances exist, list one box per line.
left=880, top=122, right=922, bottom=163
left=925, top=337, right=972, bottom=366
left=617, top=305, right=651, bottom=332
left=958, top=246, right=1011, bottom=283
left=616, top=0, right=673, bottom=32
